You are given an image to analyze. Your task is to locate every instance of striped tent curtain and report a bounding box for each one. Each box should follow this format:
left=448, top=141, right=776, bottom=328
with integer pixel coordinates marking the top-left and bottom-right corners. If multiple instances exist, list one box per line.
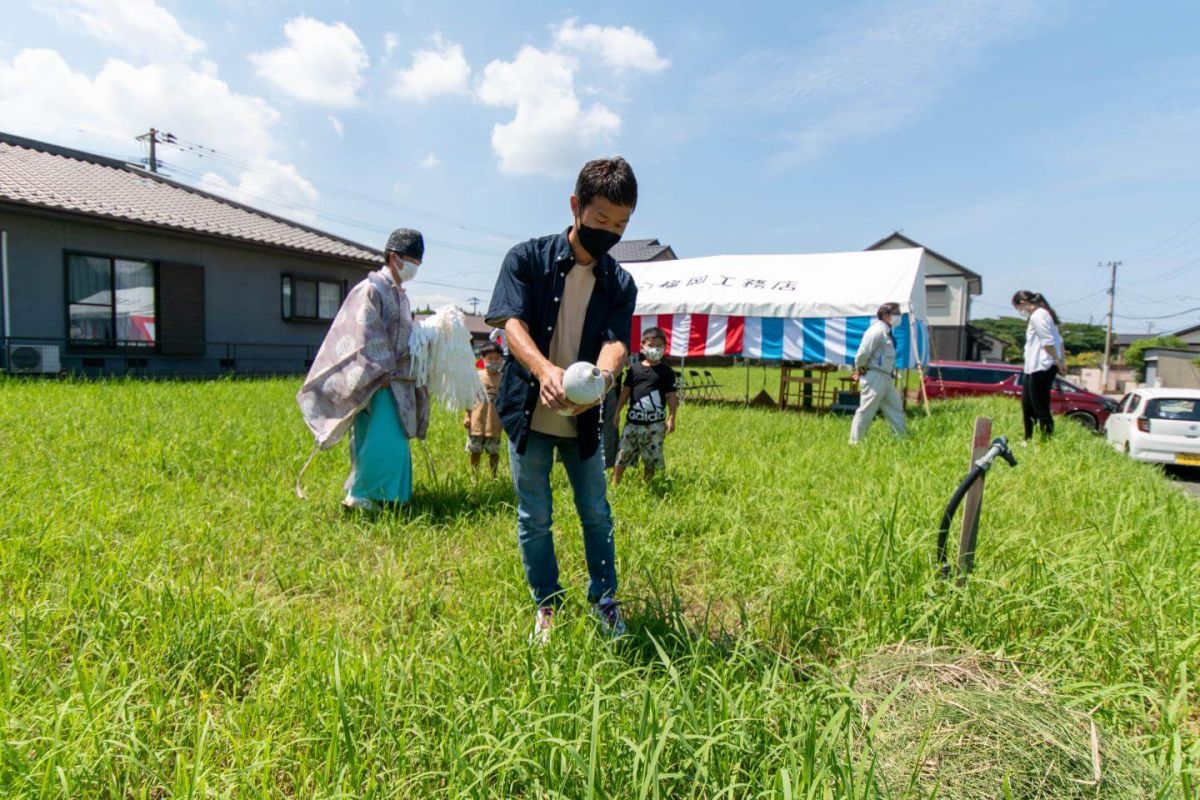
left=632, top=313, right=930, bottom=369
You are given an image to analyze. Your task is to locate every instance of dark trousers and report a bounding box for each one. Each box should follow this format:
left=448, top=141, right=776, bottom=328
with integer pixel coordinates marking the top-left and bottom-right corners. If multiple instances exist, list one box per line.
left=1022, top=365, right=1057, bottom=439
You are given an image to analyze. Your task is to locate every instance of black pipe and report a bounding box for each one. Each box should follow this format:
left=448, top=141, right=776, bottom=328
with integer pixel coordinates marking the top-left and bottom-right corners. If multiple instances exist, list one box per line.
left=936, top=436, right=1018, bottom=580
left=937, top=465, right=985, bottom=579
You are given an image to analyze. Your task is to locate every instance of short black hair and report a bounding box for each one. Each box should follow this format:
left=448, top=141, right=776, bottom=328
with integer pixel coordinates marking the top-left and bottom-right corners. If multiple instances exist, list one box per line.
left=876, top=302, right=901, bottom=320
left=641, top=326, right=666, bottom=343
left=575, top=156, right=638, bottom=211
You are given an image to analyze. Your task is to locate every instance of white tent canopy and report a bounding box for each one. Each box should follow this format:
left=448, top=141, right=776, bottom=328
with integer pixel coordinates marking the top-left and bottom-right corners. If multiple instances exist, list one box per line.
left=623, top=247, right=930, bottom=320
left=621, top=247, right=932, bottom=367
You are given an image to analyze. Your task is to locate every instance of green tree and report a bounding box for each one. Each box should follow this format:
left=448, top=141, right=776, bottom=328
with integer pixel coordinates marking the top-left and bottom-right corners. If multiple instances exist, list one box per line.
left=974, top=317, right=1109, bottom=363
left=1058, top=322, right=1107, bottom=354
left=971, top=317, right=1026, bottom=362
left=1124, top=335, right=1188, bottom=380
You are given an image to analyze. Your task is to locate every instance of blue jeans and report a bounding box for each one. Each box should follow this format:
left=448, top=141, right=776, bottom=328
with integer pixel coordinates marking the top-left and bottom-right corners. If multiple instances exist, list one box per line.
left=509, top=430, right=617, bottom=608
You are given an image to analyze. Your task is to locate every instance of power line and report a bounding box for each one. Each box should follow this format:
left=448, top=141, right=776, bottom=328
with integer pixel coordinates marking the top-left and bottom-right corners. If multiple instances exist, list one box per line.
left=134, top=127, right=176, bottom=173
left=1128, top=212, right=1200, bottom=262
left=159, top=160, right=509, bottom=262
left=1113, top=306, right=1200, bottom=321
left=168, top=136, right=524, bottom=242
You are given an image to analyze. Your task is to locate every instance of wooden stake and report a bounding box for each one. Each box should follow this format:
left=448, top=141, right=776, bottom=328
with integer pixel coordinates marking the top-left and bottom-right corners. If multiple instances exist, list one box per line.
left=916, top=364, right=932, bottom=417
left=957, top=416, right=992, bottom=584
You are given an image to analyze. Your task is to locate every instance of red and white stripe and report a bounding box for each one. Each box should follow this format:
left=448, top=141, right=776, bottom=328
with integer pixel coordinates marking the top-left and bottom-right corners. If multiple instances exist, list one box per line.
left=631, top=314, right=744, bottom=357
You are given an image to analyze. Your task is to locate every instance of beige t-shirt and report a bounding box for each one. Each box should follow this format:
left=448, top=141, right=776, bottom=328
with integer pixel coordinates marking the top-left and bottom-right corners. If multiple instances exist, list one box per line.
left=530, top=261, right=597, bottom=437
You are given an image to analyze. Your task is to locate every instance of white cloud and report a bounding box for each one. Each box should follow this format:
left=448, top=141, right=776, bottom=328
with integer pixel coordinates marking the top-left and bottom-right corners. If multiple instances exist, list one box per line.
left=703, top=0, right=1065, bottom=165
left=419, top=152, right=440, bottom=169
left=198, top=159, right=320, bottom=225
left=328, top=115, right=344, bottom=138
left=476, top=46, right=620, bottom=176
left=250, top=17, right=368, bottom=108
left=0, top=48, right=279, bottom=157
left=40, top=0, right=204, bottom=61
left=553, top=18, right=669, bottom=72
left=391, top=33, right=470, bottom=101
left=0, top=48, right=322, bottom=223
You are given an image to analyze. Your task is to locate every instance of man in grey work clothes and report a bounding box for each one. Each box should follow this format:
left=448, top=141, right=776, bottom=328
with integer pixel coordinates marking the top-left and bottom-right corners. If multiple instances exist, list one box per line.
left=485, top=157, right=639, bottom=644
left=849, top=302, right=908, bottom=445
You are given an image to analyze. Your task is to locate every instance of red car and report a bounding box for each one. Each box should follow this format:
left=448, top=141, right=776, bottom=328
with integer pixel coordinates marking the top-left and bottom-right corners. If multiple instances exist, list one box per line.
left=923, top=361, right=1116, bottom=430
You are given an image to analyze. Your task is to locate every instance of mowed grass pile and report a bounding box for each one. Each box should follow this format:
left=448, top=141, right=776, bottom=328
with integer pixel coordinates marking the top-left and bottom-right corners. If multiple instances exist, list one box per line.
left=0, top=377, right=1196, bottom=798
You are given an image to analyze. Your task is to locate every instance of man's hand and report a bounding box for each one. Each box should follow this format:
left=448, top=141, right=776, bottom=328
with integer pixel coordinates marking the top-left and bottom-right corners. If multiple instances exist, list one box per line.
left=666, top=417, right=675, bottom=434
left=536, top=364, right=573, bottom=412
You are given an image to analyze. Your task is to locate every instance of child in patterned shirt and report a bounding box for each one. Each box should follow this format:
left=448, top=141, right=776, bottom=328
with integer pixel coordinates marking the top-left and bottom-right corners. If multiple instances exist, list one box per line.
left=613, top=327, right=677, bottom=485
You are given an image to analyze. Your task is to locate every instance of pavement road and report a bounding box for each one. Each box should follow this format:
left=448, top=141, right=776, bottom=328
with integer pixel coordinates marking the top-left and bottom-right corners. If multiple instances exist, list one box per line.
left=1166, top=466, right=1200, bottom=498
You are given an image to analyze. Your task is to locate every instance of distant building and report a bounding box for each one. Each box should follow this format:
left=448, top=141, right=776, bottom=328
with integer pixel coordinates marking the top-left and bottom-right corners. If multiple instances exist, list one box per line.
left=971, top=327, right=1006, bottom=362
left=865, top=232, right=985, bottom=361
left=1171, top=323, right=1200, bottom=350
left=611, top=238, right=677, bottom=263
left=414, top=310, right=495, bottom=351
left=0, top=132, right=383, bottom=376
left=1112, top=333, right=1143, bottom=364
left=1143, top=347, right=1200, bottom=390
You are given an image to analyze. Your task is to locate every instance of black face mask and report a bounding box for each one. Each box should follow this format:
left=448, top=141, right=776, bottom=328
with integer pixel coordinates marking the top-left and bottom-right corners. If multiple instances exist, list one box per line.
left=575, top=218, right=622, bottom=261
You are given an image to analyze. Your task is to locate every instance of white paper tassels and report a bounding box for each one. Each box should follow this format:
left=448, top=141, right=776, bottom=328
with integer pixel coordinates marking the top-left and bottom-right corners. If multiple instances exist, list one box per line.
left=409, top=305, right=486, bottom=411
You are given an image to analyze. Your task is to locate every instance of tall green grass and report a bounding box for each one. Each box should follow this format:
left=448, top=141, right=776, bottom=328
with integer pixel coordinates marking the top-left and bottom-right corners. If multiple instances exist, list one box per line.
left=0, top=377, right=1195, bottom=797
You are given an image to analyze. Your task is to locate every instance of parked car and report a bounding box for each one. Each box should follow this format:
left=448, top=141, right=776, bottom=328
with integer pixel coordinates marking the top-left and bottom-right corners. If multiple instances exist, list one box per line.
left=923, top=361, right=1116, bottom=430
left=1104, top=388, right=1200, bottom=466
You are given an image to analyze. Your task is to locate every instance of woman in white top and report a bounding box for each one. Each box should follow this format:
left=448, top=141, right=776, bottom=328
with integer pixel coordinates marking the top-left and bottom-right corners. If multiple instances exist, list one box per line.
left=1012, top=290, right=1067, bottom=440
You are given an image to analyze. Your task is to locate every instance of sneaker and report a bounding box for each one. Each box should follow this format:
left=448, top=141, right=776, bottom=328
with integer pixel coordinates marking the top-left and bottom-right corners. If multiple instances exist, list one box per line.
left=530, top=606, right=555, bottom=646
left=592, top=597, right=627, bottom=638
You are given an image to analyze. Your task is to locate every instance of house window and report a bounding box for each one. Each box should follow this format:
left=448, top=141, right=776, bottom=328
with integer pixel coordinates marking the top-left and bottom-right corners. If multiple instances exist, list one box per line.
left=926, top=284, right=950, bottom=313
left=67, top=254, right=156, bottom=346
left=282, top=275, right=345, bottom=321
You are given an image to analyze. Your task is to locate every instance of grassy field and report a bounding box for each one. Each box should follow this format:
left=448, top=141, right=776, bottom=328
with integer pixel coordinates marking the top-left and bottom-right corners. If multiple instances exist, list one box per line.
left=0, top=377, right=1196, bottom=798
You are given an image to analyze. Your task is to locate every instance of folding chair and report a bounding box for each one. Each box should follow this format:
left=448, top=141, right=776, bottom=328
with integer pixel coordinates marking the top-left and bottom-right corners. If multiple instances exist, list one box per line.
left=687, top=369, right=709, bottom=401
left=673, top=369, right=689, bottom=401
left=702, top=369, right=723, bottom=401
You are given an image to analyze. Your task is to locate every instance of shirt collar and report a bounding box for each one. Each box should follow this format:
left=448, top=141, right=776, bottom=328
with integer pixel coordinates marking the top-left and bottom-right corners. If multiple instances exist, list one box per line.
left=554, top=227, right=615, bottom=281
left=376, top=265, right=406, bottom=292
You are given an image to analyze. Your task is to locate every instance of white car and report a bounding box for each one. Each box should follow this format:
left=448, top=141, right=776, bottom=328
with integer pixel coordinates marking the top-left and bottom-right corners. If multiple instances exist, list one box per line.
left=1105, top=388, right=1200, bottom=467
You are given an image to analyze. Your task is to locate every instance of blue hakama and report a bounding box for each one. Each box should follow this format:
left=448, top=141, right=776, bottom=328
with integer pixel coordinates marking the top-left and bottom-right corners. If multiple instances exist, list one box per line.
left=345, top=388, right=412, bottom=505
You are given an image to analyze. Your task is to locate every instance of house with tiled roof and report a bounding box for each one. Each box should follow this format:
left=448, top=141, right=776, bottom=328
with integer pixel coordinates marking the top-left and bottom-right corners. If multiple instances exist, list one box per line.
left=0, top=131, right=385, bottom=375
left=610, top=238, right=677, bottom=263
left=865, top=232, right=985, bottom=361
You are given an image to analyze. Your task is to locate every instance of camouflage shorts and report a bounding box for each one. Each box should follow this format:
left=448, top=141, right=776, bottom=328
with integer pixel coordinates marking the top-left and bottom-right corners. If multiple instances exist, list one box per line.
left=465, top=435, right=501, bottom=455
left=616, top=423, right=666, bottom=469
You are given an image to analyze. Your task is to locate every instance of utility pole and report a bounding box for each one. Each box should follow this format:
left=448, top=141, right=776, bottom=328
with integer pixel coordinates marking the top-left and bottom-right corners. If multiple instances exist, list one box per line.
left=135, top=128, right=176, bottom=173
left=1100, top=260, right=1121, bottom=390
left=466, top=296, right=481, bottom=315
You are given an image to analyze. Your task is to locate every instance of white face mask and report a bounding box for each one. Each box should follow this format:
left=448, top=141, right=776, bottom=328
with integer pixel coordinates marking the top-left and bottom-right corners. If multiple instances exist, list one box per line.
left=644, top=346, right=664, bottom=361
left=888, top=316, right=901, bottom=329
left=1017, top=308, right=1031, bottom=320
left=394, top=259, right=419, bottom=283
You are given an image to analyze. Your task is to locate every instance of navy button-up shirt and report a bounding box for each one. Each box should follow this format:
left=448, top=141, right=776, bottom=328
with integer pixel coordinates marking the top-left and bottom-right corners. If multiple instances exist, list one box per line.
left=485, top=229, right=638, bottom=459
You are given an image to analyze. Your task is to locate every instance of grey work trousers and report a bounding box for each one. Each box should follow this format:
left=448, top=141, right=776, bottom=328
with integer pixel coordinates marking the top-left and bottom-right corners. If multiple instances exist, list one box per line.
left=849, top=370, right=907, bottom=444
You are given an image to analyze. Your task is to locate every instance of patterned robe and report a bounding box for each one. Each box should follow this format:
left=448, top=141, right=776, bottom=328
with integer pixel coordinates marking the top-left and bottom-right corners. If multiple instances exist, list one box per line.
left=297, top=267, right=430, bottom=448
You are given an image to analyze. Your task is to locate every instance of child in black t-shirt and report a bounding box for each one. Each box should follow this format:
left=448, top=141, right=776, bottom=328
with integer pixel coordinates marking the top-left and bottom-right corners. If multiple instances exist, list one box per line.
left=612, top=327, right=677, bottom=485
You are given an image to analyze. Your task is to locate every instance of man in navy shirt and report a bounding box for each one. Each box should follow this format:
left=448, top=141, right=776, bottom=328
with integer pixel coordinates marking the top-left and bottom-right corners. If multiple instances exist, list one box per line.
left=485, top=157, right=639, bottom=643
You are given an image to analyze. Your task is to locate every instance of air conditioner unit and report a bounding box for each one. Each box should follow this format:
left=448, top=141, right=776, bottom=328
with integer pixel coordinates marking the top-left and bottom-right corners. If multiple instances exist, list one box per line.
left=7, top=344, right=62, bottom=374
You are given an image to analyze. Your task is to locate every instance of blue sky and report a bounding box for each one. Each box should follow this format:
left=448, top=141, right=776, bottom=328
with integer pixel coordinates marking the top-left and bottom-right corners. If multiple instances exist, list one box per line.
left=3, top=0, right=1199, bottom=332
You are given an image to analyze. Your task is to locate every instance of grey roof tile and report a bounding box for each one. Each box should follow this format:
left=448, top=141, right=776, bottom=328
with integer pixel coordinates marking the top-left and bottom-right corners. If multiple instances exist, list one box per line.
left=0, top=133, right=381, bottom=264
